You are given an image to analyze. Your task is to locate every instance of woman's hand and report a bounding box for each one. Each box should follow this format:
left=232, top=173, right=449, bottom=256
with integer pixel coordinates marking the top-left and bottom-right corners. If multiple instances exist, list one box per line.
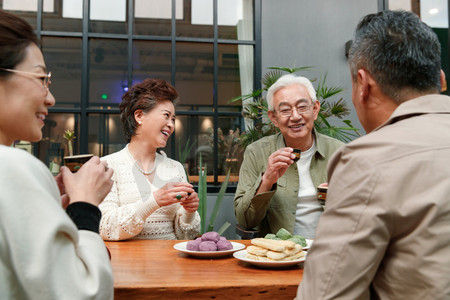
left=60, top=156, right=114, bottom=207
left=153, top=182, right=195, bottom=208
left=180, top=191, right=199, bottom=213
left=54, top=172, right=70, bottom=209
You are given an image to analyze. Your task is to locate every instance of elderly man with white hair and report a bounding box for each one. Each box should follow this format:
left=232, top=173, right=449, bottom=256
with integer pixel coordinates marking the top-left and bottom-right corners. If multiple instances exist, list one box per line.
left=234, top=74, right=344, bottom=238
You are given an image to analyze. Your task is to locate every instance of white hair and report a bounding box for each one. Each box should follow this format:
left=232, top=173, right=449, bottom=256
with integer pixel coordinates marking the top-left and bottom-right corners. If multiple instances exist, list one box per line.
left=266, top=74, right=317, bottom=110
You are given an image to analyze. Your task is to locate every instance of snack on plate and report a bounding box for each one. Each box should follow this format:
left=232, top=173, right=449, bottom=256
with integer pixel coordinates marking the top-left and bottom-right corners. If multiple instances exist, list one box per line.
left=185, top=231, right=233, bottom=252
left=264, top=228, right=307, bottom=247
left=251, top=238, right=295, bottom=252
left=246, top=245, right=268, bottom=256
left=246, top=238, right=305, bottom=261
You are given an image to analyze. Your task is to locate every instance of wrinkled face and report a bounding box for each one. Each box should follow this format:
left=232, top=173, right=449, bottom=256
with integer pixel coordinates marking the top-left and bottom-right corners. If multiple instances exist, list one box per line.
left=268, top=84, right=320, bottom=149
left=0, top=43, right=55, bottom=145
left=135, top=100, right=175, bottom=149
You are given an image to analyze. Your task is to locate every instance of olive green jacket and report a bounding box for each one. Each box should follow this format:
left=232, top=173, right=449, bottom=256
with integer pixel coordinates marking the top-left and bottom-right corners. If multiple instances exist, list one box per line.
left=234, top=131, right=344, bottom=237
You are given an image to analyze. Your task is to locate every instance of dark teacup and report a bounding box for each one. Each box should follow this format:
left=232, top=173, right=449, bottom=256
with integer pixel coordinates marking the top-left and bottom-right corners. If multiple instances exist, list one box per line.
left=64, top=154, right=94, bottom=172
left=317, top=185, right=328, bottom=206
left=292, top=149, right=301, bottom=162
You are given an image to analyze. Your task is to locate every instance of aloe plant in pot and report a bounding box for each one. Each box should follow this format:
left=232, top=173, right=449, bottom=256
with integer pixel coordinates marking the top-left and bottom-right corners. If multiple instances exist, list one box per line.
left=197, top=154, right=232, bottom=235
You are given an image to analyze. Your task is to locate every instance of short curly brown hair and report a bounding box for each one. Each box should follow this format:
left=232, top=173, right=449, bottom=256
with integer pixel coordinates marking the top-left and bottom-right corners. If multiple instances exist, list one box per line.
left=119, top=78, right=179, bottom=142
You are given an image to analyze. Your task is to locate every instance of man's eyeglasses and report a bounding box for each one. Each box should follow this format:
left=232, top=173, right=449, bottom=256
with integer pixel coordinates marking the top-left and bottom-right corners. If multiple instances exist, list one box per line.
left=274, top=104, right=313, bottom=118
left=0, top=68, right=51, bottom=90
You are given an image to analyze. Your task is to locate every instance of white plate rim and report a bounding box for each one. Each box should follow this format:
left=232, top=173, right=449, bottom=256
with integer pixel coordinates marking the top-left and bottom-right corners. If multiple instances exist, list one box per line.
left=303, top=239, right=314, bottom=250
left=233, top=249, right=306, bottom=267
left=174, top=241, right=246, bottom=257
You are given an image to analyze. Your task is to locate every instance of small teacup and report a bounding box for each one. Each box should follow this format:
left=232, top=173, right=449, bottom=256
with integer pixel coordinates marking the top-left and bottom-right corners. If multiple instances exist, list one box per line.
left=292, top=149, right=301, bottom=162
left=64, top=154, right=94, bottom=172
left=317, top=185, right=328, bottom=206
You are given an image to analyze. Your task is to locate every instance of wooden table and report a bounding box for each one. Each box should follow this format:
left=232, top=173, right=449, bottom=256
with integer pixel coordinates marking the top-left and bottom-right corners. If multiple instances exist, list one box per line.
left=105, top=239, right=304, bottom=299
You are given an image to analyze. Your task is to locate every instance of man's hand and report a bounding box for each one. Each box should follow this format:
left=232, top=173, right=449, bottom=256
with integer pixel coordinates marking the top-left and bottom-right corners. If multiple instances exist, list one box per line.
left=256, top=147, right=296, bottom=194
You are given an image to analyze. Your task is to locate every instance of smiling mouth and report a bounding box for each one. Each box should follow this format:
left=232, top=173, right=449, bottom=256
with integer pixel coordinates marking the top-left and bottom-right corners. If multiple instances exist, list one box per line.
left=161, top=130, right=170, bottom=137
left=289, top=124, right=304, bottom=129
left=36, top=113, right=46, bottom=121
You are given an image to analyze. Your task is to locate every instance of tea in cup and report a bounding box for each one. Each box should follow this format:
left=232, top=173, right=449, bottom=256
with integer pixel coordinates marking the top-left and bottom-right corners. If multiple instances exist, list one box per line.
left=317, top=184, right=328, bottom=206
left=64, top=154, right=94, bottom=172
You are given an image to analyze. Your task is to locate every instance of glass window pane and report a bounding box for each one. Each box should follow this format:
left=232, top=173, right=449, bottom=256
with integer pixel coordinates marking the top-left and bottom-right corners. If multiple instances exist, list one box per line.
left=42, top=37, right=82, bottom=108
left=89, top=0, right=127, bottom=35
left=179, top=115, right=214, bottom=179
left=218, top=44, right=253, bottom=111
left=134, top=0, right=182, bottom=36
left=89, top=39, right=128, bottom=107
left=178, top=0, right=213, bottom=38
left=176, top=42, right=214, bottom=111
left=43, top=0, right=82, bottom=32
left=38, top=113, right=81, bottom=167
left=1, top=0, right=38, bottom=30
left=218, top=0, right=254, bottom=40
left=133, top=41, right=172, bottom=84
left=88, top=114, right=126, bottom=157
left=174, top=115, right=243, bottom=184
left=217, top=116, right=243, bottom=184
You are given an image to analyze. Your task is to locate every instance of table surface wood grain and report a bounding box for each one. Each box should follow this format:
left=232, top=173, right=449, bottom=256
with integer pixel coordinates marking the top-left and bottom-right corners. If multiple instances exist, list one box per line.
left=105, top=239, right=304, bottom=299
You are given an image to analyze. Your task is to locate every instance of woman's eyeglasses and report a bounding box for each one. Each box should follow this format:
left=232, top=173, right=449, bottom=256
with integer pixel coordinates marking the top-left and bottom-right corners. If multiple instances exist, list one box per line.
left=0, top=68, right=51, bottom=90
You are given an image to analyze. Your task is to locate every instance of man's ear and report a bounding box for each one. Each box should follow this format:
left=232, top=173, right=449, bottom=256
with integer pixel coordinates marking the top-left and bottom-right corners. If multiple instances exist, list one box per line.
left=358, top=69, right=370, bottom=102
left=312, top=99, right=320, bottom=121
left=441, top=69, right=447, bottom=92
left=268, top=110, right=279, bottom=127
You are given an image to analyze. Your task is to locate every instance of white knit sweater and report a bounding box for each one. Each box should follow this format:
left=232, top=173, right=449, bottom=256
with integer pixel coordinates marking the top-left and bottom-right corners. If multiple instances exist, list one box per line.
left=0, top=146, right=113, bottom=300
left=99, top=145, right=200, bottom=241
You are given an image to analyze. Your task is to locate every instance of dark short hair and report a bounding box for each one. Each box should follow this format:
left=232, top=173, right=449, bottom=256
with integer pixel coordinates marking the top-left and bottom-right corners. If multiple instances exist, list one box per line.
left=119, top=78, right=179, bottom=142
left=348, top=10, right=441, bottom=103
left=0, top=10, right=39, bottom=76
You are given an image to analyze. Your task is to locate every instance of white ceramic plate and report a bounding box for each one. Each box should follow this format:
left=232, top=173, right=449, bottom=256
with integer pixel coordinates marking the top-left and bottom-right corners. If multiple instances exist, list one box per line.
left=233, top=250, right=306, bottom=268
left=303, top=239, right=314, bottom=251
left=174, top=241, right=245, bottom=258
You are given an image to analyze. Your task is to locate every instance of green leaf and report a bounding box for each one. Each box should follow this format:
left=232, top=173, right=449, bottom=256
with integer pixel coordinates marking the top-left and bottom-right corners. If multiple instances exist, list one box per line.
left=268, top=66, right=314, bottom=73
left=229, top=89, right=263, bottom=103
left=197, top=155, right=207, bottom=234
left=207, top=169, right=231, bottom=232
left=217, top=222, right=231, bottom=236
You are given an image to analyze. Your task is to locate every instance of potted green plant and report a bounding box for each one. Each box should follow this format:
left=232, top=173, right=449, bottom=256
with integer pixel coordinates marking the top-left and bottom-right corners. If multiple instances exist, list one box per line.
left=197, top=154, right=232, bottom=235
left=178, top=136, right=196, bottom=179
left=230, top=66, right=361, bottom=148
left=218, top=128, right=242, bottom=175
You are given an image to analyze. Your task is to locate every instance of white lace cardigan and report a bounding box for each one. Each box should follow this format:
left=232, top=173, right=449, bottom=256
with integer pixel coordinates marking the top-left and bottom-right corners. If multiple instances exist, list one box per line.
left=99, top=145, right=200, bottom=241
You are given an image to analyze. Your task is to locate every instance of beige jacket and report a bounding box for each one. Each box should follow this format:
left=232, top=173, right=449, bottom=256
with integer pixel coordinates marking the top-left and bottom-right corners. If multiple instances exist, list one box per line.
left=234, top=131, right=344, bottom=236
left=298, top=94, right=450, bottom=300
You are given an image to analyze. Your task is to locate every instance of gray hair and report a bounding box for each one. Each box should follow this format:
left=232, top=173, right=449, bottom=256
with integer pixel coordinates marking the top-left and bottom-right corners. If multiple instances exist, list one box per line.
left=348, top=10, right=441, bottom=103
left=266, top=74, right=317, bottom=110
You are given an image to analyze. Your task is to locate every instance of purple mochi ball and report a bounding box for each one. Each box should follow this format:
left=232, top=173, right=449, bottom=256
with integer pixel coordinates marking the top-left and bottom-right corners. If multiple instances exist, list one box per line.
left=186, top=239, right=201, bottom=251
left=216, top=239, right=233, bottom=251
left=198, top=241, right=218, bottom=251
left=201, top=231, right=220, bottom=242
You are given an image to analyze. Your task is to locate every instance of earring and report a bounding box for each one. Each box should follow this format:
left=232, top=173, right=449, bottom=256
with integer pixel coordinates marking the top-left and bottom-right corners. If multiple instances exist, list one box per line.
left=138, top=121, right=142, bottom=124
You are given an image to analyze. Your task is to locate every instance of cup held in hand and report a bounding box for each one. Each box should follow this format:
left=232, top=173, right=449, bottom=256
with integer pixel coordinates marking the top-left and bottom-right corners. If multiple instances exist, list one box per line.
left=317, top=185, right=328, bottom=206
left=64, top=154, right=94, bottom=172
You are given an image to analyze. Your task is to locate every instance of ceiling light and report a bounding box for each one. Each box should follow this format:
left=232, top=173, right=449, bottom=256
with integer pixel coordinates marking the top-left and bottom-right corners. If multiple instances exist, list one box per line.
left=429, top=8, right=439, bottom=15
